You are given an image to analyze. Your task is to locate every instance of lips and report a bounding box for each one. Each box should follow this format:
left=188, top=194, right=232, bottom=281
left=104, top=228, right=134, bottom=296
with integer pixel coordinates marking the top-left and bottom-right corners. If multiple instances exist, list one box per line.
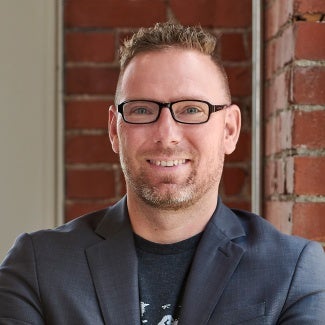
left=148, top=159, right=187, bottom=167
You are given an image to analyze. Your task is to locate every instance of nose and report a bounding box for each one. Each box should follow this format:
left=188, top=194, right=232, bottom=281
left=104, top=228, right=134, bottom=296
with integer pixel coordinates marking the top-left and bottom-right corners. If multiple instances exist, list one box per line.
left=153, top=107, right=181, bottom=145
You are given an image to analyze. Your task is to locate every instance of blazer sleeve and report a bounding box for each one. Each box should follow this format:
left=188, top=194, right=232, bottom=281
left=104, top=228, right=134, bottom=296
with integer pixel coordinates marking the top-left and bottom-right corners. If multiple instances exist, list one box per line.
left=278, top=241, right=325, bottom=324
left=0, top=233, right=44, bottom=324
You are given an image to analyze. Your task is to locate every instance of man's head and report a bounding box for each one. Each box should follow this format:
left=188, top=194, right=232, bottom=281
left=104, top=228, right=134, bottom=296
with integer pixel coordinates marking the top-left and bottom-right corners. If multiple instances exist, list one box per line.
left=109, top=22, right=241, bottom=211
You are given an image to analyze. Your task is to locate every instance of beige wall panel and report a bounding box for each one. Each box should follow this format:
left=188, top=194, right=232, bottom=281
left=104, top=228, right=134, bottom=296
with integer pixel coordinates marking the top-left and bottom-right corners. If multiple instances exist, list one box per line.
left=0, top=0, right=60, bottom=260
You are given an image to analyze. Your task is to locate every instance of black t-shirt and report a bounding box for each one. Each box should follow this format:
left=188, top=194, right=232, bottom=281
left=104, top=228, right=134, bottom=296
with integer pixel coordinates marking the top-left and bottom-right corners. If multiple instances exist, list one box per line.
left=135, top=233, right=201, bottom=324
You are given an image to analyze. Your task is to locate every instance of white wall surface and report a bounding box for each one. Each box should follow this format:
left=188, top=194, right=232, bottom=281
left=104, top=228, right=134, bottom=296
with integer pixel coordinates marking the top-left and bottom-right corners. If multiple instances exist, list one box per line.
left=0, top=0, right=61, bottom=260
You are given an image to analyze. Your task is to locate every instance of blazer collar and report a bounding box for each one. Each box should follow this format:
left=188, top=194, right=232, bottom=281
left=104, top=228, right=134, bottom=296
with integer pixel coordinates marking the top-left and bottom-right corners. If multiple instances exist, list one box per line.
left=85, top=197, right=246, bottom=324
left=85, top=197, right=141, bottom=324
left=180, top=198, right=246, bottom=324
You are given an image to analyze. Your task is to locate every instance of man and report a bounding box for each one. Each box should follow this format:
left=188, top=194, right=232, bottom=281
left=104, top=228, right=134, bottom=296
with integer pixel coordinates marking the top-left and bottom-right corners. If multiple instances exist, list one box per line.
left=0, top=22, right=324, bottom=324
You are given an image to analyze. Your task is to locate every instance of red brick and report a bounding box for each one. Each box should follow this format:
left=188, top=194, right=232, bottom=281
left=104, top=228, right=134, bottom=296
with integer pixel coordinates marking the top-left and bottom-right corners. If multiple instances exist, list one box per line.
left=295, top=22, right=325, bottom=60
left=226, top=66, right=252, bottom=97
left=64, top=0, right=166, bottom=28
left=294, top=0, right=325, bottom=14
left=221, top=167, right=247, bottom=196
left=285, top=157, right=295, bottom=194
left=265, top=0, right=294, bottom=39
left=247, top=32, right=252, bottom=61
left=264, top=70, right=290, bottom=117
left=226, top=131, right=251, bottom=163
left=275, top=159, right=286, bottom=194
left=264, top=158, right=294, bottom=197
left=237, top=101, right=252, bottom=131
left=265, top=117, right=276, bottom=156
left=66, top=169, right=116, bottom=199
left=66, top=134, right=119, bottom=164
left=265, top=26, right=294, bottom=79
left=65, top=201, right=112, bottom=221
left=277, top=110, right=293, bottom=151
left=220, top=33, right=249, bottom=62
left=266, top=158, right=283, bottom=196
left=65, top=100, right=112, bottom=129
left=293, top=110, right=325, bottom=148
left=264, top=200, right=293, bottom=234
left=170, top=0, right=251, bottom=28
left=292, top=202, right=325, bottom=241
left=264, top=110, right=293, bottom=156
left=65, top=66, right=120, bottom=95
left=294, top=156, right=325, bottom=195
left=264, top=159, right=275, bottom=198
left=264, top=3, right=274, bottom=40
left=223, top=199, right=251, bottom=212
left=264, top=41, right=274, bottom=80
left=292, top=67, right=325, bottom=104
left=65, top=32, right=115, bottom=62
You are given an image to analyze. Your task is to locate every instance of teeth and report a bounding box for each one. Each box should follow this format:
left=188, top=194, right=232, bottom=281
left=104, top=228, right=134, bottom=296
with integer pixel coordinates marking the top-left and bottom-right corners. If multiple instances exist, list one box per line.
left=150, top=159, right=186, bottom=167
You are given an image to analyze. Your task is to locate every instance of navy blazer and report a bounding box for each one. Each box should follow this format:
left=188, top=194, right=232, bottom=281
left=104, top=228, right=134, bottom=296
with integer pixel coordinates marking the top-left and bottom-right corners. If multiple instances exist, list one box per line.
left=0, top=197, right=324, bottom=324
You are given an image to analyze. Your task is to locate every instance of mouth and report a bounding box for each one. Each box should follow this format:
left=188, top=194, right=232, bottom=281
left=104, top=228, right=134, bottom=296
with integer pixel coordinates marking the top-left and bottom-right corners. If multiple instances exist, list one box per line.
left=148, top=159, right=187, bottom=167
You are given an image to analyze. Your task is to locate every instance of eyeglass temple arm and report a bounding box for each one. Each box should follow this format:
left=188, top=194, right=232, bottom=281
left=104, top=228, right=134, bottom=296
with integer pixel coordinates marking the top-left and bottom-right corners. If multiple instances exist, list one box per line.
left=210, top=104, right=229, bottom=112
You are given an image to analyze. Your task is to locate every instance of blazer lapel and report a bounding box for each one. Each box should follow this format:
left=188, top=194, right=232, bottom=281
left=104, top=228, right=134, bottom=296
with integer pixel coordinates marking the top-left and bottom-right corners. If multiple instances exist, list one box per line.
left=85, top=198, right=140, bottom=324
left=180, top=201, right=246, bottom=324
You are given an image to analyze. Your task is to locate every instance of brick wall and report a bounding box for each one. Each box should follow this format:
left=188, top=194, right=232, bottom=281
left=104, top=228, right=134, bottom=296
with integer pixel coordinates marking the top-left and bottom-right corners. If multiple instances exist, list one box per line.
left=64, top=0, right=253, bottom=221
left=264, top=0, right=325, bottom=245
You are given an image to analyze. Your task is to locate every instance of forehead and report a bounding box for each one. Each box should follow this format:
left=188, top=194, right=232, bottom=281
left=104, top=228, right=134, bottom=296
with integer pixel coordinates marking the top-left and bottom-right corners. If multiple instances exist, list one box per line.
left=118, top=48, right=228, bottom=103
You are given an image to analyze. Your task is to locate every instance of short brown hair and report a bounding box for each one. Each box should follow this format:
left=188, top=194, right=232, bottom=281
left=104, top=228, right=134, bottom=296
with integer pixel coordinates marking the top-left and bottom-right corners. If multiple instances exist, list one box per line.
left=116, top=21, right=230, bottom=102
left=120, top=21, right=221, bottom=70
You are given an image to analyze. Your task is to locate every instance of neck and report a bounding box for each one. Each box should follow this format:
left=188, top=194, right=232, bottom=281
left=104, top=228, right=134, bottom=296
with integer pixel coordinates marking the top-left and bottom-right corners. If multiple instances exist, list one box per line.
left=126, top=190, right=218, bottom=244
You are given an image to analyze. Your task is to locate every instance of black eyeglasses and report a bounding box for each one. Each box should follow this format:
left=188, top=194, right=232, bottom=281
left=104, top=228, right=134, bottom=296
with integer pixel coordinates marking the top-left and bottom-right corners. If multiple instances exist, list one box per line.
left=117, top=99, right=229, bottom=124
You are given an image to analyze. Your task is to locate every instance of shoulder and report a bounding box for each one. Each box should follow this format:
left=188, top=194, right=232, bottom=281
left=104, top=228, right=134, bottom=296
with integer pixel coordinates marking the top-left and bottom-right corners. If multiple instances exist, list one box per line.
left=231, top=207, right=306, bottom=244
left=226, top=206, right=325, bottom=290
left=11, top=197, right=130, bottom=258
left=214, top=201, right=311, bottom=251
left=2, top=197, right=130, bottom=266
left=1, top=208, right=108, bottom=264
left=229, top=207, right=324, bottom=264
left=31, top=207, right=108, bottom=245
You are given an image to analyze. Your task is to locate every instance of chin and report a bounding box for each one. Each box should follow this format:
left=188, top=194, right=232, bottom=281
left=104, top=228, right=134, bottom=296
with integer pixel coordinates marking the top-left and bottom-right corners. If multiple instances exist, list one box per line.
left=138, top=186, right=197, bottom=211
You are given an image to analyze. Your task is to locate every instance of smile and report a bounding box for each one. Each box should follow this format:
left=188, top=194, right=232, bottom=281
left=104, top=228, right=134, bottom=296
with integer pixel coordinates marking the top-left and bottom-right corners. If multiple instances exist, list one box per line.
left=148, top=159, right=187, bottom=167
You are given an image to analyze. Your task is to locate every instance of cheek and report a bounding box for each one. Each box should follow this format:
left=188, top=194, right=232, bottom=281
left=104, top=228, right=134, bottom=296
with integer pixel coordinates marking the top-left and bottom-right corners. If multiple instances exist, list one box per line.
left=200, top=134, right=225, bottom=165
left=117, top=125, right=143, bottom=155
left=199, top=125, right=225, bottom=150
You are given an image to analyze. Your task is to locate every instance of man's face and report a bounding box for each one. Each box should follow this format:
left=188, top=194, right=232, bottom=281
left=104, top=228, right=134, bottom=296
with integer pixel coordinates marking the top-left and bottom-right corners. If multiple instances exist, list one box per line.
left=109, top=48, right=240, bottom=210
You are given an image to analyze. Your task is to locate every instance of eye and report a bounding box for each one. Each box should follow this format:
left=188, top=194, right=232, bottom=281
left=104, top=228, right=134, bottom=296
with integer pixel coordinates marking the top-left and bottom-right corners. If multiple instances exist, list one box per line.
left=184, top=106, right=201, bottom=114
left=178, top=104, right=205, bottom=116
left=126, top=104, right=155, bottom=116
left=132, top=107, right=152, bottom=115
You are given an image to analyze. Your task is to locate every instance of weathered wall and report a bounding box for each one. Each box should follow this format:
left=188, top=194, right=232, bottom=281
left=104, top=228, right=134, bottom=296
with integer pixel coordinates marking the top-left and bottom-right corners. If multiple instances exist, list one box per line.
left=264, top=0, right=325, bottom=245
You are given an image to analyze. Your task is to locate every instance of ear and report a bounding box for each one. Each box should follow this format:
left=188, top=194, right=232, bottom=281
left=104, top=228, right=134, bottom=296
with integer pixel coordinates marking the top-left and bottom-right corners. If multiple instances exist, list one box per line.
left=224, top=104, right=241, bottom=155
left=108, top=105, right=119, bottom=154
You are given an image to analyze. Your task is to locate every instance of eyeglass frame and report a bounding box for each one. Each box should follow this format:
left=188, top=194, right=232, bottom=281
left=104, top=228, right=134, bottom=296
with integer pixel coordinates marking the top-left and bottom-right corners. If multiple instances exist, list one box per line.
left=117, top=99, right=230, bottom=125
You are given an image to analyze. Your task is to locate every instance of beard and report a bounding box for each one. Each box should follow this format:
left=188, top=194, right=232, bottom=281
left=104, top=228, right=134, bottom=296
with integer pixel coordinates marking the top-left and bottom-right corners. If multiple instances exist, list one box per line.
left=119, top=147, right=224, bottom=211
left=125, top=166, right=198, bottom=210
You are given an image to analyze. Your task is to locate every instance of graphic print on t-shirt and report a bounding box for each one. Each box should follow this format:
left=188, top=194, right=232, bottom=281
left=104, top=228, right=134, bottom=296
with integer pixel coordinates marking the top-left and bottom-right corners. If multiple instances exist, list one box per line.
left=141, top=301, right=180, bottom=325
